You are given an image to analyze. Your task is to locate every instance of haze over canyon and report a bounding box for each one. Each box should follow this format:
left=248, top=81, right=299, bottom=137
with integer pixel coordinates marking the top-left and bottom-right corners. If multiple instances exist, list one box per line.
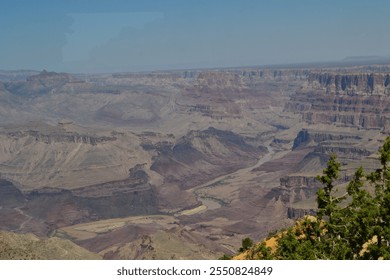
left=1, top=62, right=390, bottom=259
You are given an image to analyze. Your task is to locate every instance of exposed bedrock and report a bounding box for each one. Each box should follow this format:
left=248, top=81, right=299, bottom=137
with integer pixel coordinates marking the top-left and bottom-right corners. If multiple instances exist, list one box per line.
left=291, top=129, right=372, bottom=166
left=266, top=172, right=352, bottom=221
left=264, top=184, right=318, bottom=206
left=279, top=175, right=322, bottom=189
left=292, top=129, right=362, bottom=150
left=26, top=183, right=157, bottom=228
left=287, top=207, right=316, bottom=219
left=3, top=126, right=117, bottom=145
left=150, top=127, right=266, bottom=189
left=0, top=177, right=158, bottom=236
left=313, top=145, right=371, bottom=159
left=264, top=126, right=371, bottom=221
left=308, top=73, right=390, bottom=95
left=24, top=131, right=116, bottom=145
left=286, top=72, right=390, bottom=130
left=288, top=92, right=390, bottom=129
left=192, top=69, right=309, bottom=92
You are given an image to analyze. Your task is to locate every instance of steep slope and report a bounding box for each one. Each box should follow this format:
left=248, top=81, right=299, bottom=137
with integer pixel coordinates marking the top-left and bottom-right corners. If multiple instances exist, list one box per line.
left=151, top=127, right=266, bottom=190
left=1, top=66, right=389, bottom=259
left=56, top=215, right=230, bottom=260
left=0, top=122, right=150, bottom=190
left=0, top=230, right=101, bottom=260
left=286, top=71, right=390, bottom=130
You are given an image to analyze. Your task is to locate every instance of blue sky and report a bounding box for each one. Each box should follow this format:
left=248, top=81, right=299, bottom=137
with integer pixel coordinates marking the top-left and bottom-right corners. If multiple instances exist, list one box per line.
left=1, top=0, right=389, bottom=73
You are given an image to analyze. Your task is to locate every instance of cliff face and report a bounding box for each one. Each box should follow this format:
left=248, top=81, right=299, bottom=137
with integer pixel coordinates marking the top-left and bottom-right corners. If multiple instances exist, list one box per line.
left=262, top=127, right=377, bottom=222
left=279, top=175, right=322, bottom=189
left=308, top=73, right=390, bottom=95
left=194, top=69, right=309, bottom=90
left=0, top=124, right=159, bottom=235
left=292, top=129, right=372, bottom=158
left=150, top=127, right=265, bottom=190
left=286, top=72, right=390, bottom=130
left=2, top=66, right=390, bottom=259
left=23, top=130, right=116, bottom=145
left=287, top=207, right=316, bottom=220
left=292, top=129, right=362, bottom=150
left=0, top=176, right=158, bottom=236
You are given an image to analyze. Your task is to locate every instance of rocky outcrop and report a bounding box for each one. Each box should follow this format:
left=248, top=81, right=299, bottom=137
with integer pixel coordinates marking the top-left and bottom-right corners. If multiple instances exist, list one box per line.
left=113, top=68, right=310, bottom=83
left=286, top=72, right=390, bottom=130
left=292, top=129, right=362, bottom=150
left=287, top=207, right=316, bottom=220
left=5, top=130, right=116, bottom=145
left=264, top=185, right=318, bottom=206
left=313, top=145, right=371, bottom=159
left=308, top=73, right=390, bottom=95
left=0, top=176, right=158, bottom=236
left=270, top=171, right=353, bottom=220
left=279, top=175, right=322, bottom=189
left=191, top=69, right=309, bottom=93
left=3, top=65, right=390, bottom=259
left=25, top=163, right=156, bottom=229
left=151, top=127, right=265, bottom=189
left=266, top=171, right=351, bottom=205
left=290, top=129, right=372, bottom=171
left=303, top=93, right=390, bottom=128
left=224, top=69, right=309, bottom=81
left=26, top=182, right=157, bottom=228
left=28, top=131, right=116, bottom=145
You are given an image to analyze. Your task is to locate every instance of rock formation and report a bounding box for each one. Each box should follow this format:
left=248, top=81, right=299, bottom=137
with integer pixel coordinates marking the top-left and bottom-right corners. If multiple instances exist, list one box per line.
left=0, top=65, right=389, bottom=259
left=287, top=71, right=390, bottom=130
left=307, top=72, right=390, bottom=95
left=151, top=127, right=266, bottom=189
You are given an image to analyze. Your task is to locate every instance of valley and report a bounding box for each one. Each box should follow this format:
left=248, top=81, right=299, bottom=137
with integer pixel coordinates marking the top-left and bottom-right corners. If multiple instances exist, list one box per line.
left=0, top=65, right=389, bottom=259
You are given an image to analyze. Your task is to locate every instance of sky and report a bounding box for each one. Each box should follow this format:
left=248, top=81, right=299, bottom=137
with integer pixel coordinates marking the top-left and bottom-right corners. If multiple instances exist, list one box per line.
left=1, top=0, right=390, bottom=73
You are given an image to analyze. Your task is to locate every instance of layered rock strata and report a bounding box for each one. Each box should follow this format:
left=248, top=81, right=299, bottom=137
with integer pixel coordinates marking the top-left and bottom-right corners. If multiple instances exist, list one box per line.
left=286, top=72, right=390, bottom=130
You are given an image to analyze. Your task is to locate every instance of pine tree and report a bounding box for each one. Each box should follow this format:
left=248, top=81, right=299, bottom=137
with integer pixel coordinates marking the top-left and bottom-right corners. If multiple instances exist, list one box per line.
left=243, top=136, right=390, bottom=260
left=365, top=136, right=390, bottom=259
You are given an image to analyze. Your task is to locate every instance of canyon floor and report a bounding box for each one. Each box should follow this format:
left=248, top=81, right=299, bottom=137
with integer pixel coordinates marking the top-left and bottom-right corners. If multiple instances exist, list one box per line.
left=0, top=64, right=389, bottom=259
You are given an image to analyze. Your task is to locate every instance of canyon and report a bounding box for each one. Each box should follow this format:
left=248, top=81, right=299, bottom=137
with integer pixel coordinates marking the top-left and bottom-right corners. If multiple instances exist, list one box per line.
left=0, top=64, right=389, bottom=259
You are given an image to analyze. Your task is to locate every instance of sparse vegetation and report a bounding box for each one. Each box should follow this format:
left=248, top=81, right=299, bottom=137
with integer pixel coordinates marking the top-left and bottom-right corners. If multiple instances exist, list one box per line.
left=239, top=237, right=254, bottom=252
left=218, top=254, right=232, bottom=260
left=236, top=136, right=390, bottom=260
left=0, top=231, right=101, bottom=260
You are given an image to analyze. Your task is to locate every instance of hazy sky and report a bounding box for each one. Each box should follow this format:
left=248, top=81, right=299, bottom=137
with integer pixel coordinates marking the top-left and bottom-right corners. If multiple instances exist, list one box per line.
left=1, top=0, right=389, bottom=73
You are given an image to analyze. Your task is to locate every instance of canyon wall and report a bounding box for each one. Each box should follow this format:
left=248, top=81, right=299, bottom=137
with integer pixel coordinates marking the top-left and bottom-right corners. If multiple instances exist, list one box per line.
left=287, top=71, right=390, bottom=130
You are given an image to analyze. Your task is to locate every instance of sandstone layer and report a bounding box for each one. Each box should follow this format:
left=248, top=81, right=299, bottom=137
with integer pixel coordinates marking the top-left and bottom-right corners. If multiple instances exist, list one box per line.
left=0, top=65, right=389, bottom=258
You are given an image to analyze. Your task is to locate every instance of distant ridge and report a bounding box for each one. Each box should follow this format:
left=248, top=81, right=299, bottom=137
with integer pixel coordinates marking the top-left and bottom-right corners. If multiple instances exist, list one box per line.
left=343, top=55, right=390, bottom=61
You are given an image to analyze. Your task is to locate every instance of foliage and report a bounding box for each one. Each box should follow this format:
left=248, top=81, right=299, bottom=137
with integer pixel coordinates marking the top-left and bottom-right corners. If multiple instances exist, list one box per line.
left=244, top=136, right=390, bottom=260
left=218, top=254, right=232, bottom=260
left=247, top=242, right=273, bottom=260
left=239, top=237, right=254, bottom=252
